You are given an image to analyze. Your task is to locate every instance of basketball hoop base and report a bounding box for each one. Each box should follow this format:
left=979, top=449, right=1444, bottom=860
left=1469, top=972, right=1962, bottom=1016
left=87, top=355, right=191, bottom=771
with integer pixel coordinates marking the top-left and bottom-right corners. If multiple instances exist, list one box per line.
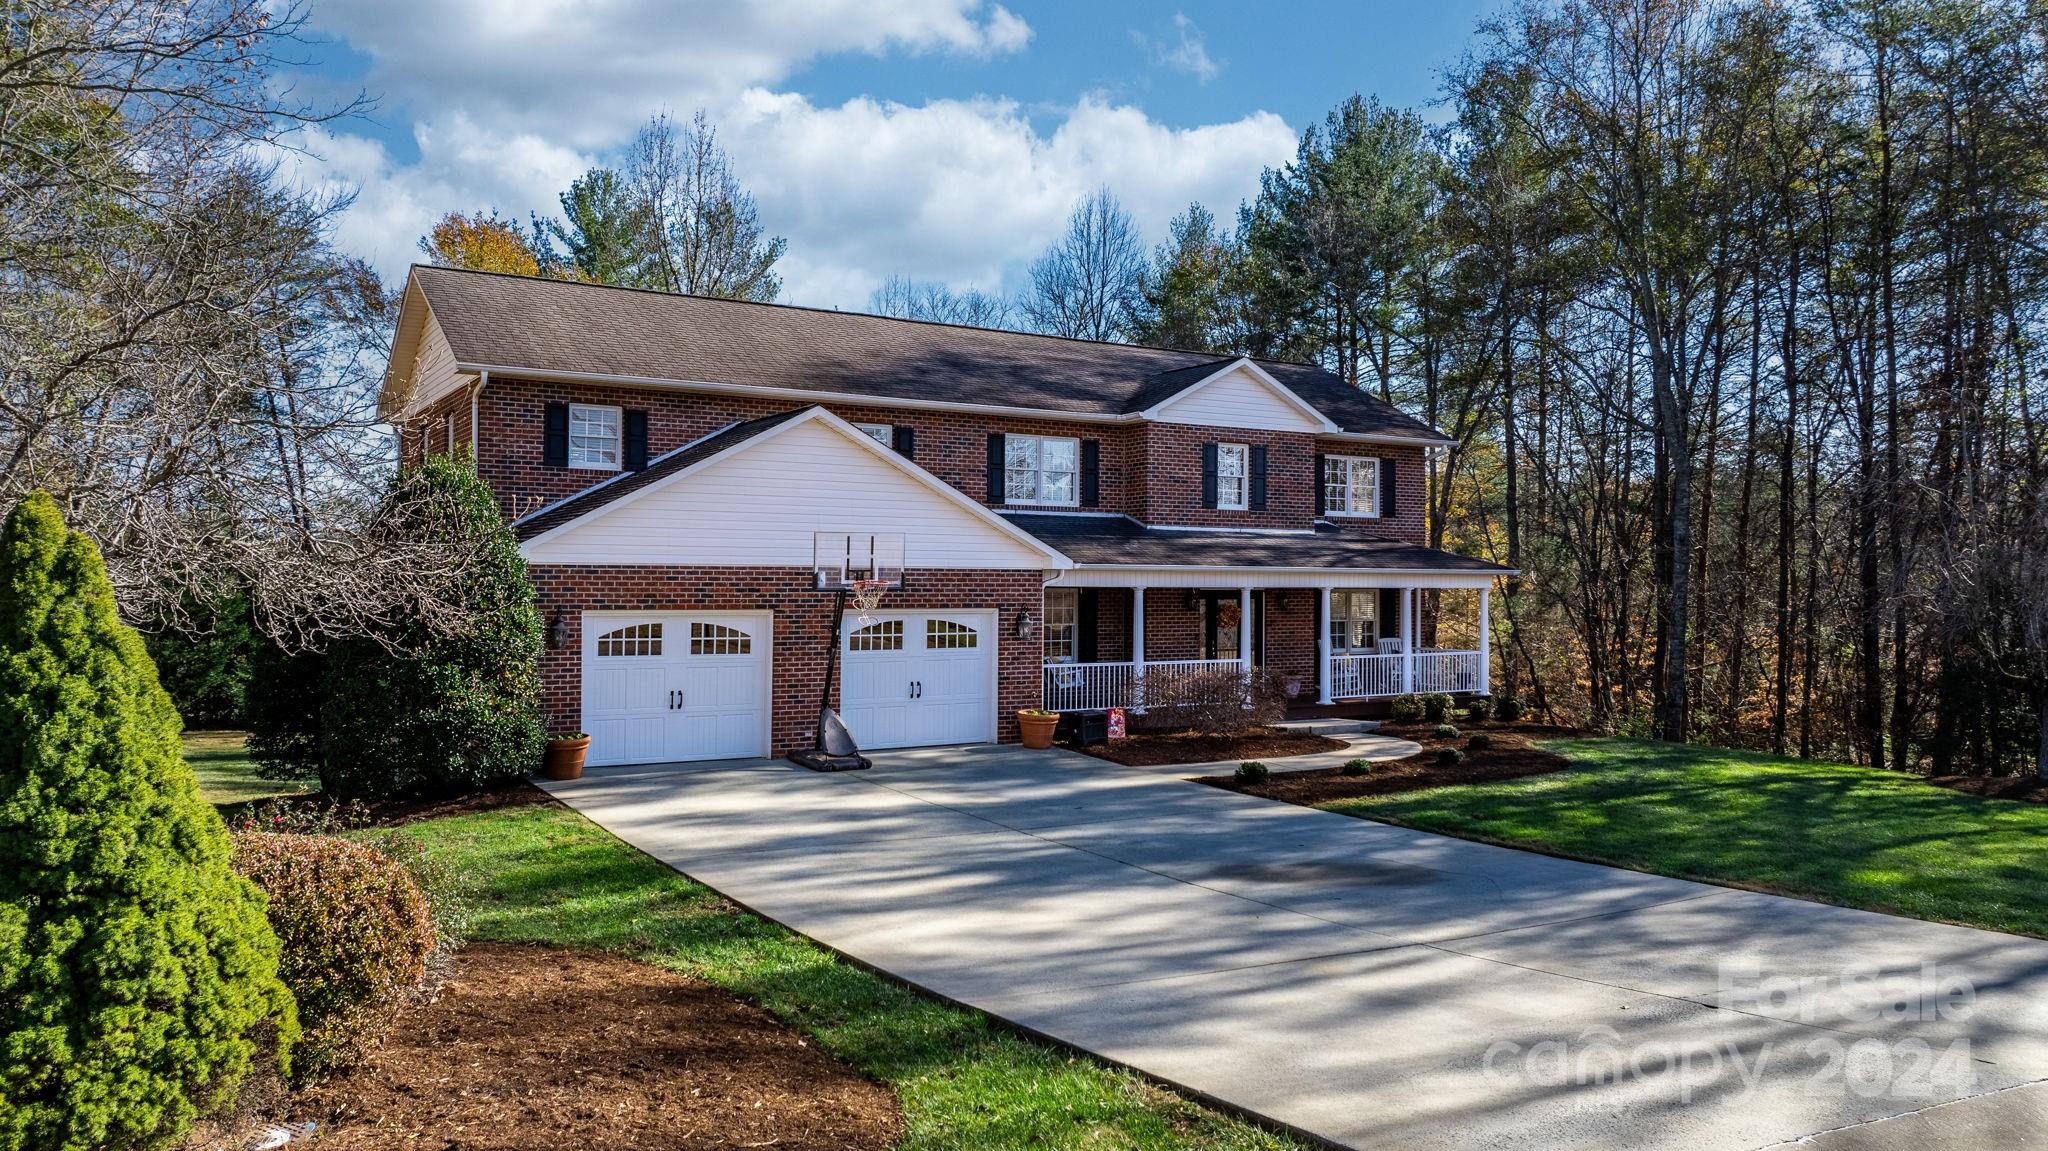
left=789, top=748, right=871, bottom=772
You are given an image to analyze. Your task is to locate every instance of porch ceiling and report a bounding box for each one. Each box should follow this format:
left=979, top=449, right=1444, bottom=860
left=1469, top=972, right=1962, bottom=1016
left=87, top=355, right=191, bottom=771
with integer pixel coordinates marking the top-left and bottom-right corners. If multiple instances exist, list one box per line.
left=1005, top=513, right=1512, bottom=586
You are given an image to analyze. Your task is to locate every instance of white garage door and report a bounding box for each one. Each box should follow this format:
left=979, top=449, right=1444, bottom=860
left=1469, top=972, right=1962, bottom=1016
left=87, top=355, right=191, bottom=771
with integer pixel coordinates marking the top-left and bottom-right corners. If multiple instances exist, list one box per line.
left=840, top=611, right=996, bottom=750
left=581, top=612, right=770, bottom=766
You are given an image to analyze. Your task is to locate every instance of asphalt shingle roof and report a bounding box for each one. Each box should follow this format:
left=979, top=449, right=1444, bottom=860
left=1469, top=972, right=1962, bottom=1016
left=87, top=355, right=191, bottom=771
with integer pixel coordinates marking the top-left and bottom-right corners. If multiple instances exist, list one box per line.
left=411, top=266, right=1447, bottom=441
left=1002, top=513, right=1513, bottom=572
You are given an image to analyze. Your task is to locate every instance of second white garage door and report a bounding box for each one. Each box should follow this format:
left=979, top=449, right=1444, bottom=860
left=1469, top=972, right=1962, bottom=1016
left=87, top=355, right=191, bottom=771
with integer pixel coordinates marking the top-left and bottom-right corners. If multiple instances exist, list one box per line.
left=840, top=611, right=997, bottom=749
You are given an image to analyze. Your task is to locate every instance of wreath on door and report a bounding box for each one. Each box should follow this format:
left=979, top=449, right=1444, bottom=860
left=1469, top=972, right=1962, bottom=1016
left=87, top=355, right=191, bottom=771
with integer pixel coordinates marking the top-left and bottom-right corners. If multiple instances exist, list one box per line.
left=1214, top=600, right=1242, bottom=630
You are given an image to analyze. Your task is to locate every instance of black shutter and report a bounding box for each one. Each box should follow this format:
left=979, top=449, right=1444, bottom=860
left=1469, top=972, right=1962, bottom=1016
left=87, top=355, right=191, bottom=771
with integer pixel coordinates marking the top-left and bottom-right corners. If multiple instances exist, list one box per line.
left=1200, top=442, right=1219, bottom=509
left=986, top=433, right=1006, bottom=502
left=892, top=425, right=915, bottom=458
left=1077, top=589, right=1100, bottom=663
left=1249, top=446, right=1269, bottom=510
left=543, top=401, right=568, bottom=467
left=1080, top=439, right=1100, bottom=507
left=1380, top=589, right=1402, bottom=639
left=623, top=409, right=649, bottom=470
left=1380, top=457, right=1398, bottom=517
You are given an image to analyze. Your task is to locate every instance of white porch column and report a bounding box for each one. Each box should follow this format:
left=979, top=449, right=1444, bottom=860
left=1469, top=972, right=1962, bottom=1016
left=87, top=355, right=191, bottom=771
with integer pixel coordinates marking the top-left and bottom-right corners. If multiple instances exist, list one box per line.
left=1316, top=585, right=1334, bottom=705
left=1403, top=587, right=1418, bottom=693
left=1237, top=584, right=1254, bottom=679
left=1131, top=588, right=1147, bottom=712
left=1478, top=585, right=1492, bottom=695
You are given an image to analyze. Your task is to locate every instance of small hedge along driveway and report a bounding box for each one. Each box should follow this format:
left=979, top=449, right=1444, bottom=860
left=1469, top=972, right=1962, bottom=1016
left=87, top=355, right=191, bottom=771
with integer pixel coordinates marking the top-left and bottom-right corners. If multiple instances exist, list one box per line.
left=542, top=743, right=2048, bottom=1151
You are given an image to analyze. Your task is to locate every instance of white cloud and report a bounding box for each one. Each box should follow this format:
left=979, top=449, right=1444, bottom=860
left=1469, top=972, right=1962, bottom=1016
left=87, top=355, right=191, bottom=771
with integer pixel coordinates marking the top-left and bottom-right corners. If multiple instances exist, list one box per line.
left=1136, top=13, right=1220, bottom=84
left=290, top=0, right=1293, bottom=309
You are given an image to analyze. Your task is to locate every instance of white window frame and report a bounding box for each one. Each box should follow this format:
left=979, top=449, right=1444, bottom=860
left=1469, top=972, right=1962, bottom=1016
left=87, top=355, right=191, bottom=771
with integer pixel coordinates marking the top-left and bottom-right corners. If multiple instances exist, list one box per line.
left=854, top=421, right=893, bottom=447
left=1004, top=434, right=1081, bottom=507
left=1324, top=455, right=1381, bottom=517
left=1329, top=591, right=1379, bottom=653
left=568, top=403, right=622, bottom=471
left=1216, top=443, right=1249, bottom=510
left=1043, top=589, right=1079, bottom=663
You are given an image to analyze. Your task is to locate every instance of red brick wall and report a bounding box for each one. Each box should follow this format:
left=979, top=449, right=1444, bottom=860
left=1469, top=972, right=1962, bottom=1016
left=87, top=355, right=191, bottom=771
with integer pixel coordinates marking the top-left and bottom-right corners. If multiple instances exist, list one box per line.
left=1314, top=439, right=1428, bottom=543
left=1133, top=423, right=1318, bottom=529
left=527, top=564, right=1042, bottom=755
left=428, top=376, right=1437, bottom=537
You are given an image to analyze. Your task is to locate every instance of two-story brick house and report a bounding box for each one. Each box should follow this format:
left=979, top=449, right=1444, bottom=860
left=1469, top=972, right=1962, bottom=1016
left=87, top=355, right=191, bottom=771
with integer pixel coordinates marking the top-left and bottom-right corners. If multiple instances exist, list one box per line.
left=381, top=266, right=1510, bottom=767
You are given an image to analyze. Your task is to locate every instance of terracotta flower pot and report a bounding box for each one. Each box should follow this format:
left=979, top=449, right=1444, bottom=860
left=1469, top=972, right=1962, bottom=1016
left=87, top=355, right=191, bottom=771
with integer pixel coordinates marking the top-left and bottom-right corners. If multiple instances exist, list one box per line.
left=1017, top=710, right=1059, bottom=750
left=542, top=734, right=590, bottom=781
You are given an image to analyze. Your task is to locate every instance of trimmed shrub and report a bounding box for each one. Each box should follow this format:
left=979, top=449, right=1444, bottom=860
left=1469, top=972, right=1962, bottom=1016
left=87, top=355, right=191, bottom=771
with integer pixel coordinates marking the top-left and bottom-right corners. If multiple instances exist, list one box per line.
left=1433, top=724, right=1461, bottom=739
left=1435, top=747, right=1465, bottom=766
left=1131, top=668, right=1287, bottom=734
left=1235, top=761, right=1270, bottom=784
left=231, top=833, right=438, bottom=1077
left=1422, top=693, right=1456, bottom=724
left=1493, top=696, right=1524, bottom=722
left=1465, top=702, right=1489, bottom=723
left=1388, top=694, right=1424, bottom=722
left=0, top=493, right=295, bottom=1151
left=319, top=456, right=545, bottom=798
left=1341, top=758, right=1374, bottom=776
left=1468, top=732, right=1494, bottom=750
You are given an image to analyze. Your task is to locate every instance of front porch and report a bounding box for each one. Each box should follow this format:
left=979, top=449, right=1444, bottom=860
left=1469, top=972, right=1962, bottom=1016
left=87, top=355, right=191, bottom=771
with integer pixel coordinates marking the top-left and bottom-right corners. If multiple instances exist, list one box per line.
left=1039, top=582, right=1491, bottom=713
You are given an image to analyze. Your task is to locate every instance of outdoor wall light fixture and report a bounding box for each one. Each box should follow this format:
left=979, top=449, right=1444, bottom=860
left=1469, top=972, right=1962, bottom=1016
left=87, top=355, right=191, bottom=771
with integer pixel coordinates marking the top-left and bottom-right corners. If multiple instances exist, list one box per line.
left=547, top=606, right=569, bottom=651
left=1014, top=609, right=1039, bottom=639
left=1274, top=591, right=1292, bottom=611
left=1183, top=589, right=1200, bottom=611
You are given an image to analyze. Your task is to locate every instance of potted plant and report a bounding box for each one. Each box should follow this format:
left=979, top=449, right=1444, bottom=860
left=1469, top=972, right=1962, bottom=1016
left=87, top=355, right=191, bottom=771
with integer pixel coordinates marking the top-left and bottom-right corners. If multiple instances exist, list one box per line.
left=1017, top=708, right=1060, bottom=750
left=543, top=730, right=590, bottom=780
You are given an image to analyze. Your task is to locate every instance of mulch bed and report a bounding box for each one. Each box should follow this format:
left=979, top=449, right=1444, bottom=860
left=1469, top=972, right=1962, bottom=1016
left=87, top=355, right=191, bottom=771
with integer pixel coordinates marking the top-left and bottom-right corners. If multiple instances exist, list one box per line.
left=1201, top=721, right=1582, bottom=803
left=220, top=779, right=560, bottom=831
left=290, top=942, right=903, bottom=1151
left=1073, top=725, right=1347, bottom=767
left=1925, top=774, right=2048, bottom=803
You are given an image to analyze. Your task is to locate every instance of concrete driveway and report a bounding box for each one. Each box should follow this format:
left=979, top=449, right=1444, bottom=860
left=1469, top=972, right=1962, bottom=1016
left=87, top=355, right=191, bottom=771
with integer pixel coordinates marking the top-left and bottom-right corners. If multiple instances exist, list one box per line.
left=540, top=745, right=2048, bottom=1151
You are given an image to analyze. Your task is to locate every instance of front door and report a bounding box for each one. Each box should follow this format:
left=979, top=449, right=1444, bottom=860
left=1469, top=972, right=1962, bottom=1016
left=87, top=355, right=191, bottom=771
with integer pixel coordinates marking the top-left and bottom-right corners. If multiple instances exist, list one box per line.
left=1201, top=593, right=1261, bottom=663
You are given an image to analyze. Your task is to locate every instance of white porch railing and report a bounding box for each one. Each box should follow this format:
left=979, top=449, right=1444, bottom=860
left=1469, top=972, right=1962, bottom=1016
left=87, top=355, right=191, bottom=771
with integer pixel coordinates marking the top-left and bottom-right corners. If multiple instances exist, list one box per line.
left=1041, top=658, right=1243, bottom=712
left=1413, top=650, right=1484, bottom=694
left=1329, top=653, right=1406, bottom=699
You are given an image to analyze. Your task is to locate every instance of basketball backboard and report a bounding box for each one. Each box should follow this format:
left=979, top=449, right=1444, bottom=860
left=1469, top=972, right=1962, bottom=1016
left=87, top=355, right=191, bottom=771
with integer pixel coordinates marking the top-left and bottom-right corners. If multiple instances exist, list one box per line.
left=814, top=532, right=906, bottom=590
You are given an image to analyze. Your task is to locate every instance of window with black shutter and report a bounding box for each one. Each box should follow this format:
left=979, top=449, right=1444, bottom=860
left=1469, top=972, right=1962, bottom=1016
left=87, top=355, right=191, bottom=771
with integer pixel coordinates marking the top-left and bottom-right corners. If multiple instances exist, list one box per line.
left=1249, top=446, right=1268, bottom=510
left=893, top=426, right=916, bottom=458
left=1200, top=442, right=1219, bottom=509
left=1380, top=457, right=1398, bottom=517
left=1080, top=439, right=1100, bottom=507
left=623, top=409, right=648, bottom=470
left=542, top=401, right=568, bottom=467
left=985, top=433, right=1005, bottom=502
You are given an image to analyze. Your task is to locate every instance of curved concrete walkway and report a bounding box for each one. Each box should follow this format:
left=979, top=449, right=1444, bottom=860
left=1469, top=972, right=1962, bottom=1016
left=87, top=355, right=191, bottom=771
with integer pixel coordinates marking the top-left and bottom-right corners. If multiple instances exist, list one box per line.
left=540, top=744, right=2048, bottom=1151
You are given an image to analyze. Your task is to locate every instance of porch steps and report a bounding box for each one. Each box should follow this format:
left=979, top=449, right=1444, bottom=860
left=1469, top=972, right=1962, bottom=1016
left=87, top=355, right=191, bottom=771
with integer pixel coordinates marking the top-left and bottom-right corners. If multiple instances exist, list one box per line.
left=1272, top=717, right=1380, bottom=738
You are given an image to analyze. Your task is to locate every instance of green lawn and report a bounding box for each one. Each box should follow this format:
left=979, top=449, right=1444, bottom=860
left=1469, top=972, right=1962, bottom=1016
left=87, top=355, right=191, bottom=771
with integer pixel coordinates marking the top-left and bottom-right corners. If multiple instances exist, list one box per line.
left=182, top=730, right=310, bottom=806
left=390, top=803, right=1302, bottom=1151
left=1328, top=737, right=2048, bottom=938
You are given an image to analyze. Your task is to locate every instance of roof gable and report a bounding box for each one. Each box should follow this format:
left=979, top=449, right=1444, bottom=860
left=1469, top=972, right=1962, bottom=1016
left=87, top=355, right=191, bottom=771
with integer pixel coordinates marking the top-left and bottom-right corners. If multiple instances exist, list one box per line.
left=517, top=407, right=1069, bottom=571
left=1138, top=358, right=1338, bottom=433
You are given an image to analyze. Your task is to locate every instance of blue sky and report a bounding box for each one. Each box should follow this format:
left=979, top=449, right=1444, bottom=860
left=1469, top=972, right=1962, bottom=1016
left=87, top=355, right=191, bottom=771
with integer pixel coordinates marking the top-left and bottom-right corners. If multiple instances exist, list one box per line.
left=278, top=1, right=1495, bottom=308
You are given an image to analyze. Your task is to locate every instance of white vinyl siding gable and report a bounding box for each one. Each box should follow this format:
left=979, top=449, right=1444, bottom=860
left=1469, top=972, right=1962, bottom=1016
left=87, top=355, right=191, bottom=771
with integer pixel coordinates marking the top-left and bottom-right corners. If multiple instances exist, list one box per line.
left=522, top=418, right=1052, bottom=569
left=1148, top=365, right=1328, bottom=433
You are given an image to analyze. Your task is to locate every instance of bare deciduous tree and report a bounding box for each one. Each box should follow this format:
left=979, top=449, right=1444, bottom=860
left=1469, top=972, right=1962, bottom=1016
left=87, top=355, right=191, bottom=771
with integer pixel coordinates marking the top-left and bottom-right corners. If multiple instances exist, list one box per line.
left=1020, top=188, right=1146, bottom=341
left=625, top=110, right=786, bottom=302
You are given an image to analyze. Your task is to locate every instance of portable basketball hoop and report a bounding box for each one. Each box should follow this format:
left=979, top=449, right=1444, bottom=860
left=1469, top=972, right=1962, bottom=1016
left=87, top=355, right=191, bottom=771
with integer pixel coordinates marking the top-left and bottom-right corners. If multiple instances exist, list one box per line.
left=790, top=533, right=905, bottom=773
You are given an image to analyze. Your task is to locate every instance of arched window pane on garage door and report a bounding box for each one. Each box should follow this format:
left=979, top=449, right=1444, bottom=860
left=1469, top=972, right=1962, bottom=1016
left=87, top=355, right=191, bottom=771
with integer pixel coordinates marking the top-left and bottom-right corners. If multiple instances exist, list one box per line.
left=849, top=620, right=903, bottom=651
left=925, top=619, right=979, bottom=649
left=689, top=622, right=752, bottom=655
left=597, top=622, right=662, bottom=656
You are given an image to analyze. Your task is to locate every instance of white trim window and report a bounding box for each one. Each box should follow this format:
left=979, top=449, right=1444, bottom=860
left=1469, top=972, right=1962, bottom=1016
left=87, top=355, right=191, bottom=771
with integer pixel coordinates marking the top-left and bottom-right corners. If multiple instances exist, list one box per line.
left=854, top=421, right=893, bottom=446
left=1329, top=591, right=1379, bottom=653
left=1324, top=455, right=1380, bottom=516
left=1043, top=589, right=1079, bottom=663
left=1005, top=435, right=1080, bottom=506
left=568, top=403, right=622, bottom=470
left=1217, top=443, right=1249, bottom=510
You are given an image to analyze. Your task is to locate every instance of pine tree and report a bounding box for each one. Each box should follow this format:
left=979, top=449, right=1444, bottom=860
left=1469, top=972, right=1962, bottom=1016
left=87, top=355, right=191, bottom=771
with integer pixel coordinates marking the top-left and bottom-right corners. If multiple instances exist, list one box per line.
left=0, top=493, right=295, bottom=1151
left=318, top=456, right=545, bottom=798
